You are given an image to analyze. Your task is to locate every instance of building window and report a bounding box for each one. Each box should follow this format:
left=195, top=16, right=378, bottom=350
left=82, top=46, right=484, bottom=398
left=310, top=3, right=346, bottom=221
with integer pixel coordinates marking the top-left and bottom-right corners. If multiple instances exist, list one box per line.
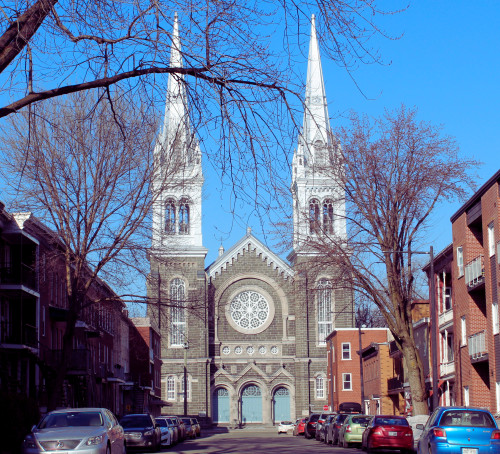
left=309, top=199, right=320, bottom=234
left=488, top=222, right=495, bottom=257
left=323, top=199, right=334, bottom=234
left=444, top=287, right=452, bottom=311
left=316, top=376, right=325, bottom=398
left=342, top=373, right=352, bottom=390
left=457, top=246, right=464, bottom=277
left=179, top=198, right=190, bottom=234
left=170, top=278, right=186, bottom=346
left=165, top=199, right=176, bottom=234
left=493, top=302, right=499, bottom=335
left=342, top=342, right=351, bottom=360
left=463, top=386, right=469, bottom=406
left=317, top=279, right=332, bottom=344
left=460, top=316, right=466, bottom=346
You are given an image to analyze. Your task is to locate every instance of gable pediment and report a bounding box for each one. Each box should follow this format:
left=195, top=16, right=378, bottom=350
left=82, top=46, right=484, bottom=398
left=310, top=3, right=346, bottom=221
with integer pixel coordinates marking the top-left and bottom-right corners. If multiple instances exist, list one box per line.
left=206, top=231, right=294, bottom=281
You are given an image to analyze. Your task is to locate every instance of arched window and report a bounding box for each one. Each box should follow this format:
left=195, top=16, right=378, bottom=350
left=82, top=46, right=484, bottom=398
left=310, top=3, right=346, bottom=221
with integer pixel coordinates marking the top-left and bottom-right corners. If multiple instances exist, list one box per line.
left=309, top=199, right=320, bottom=235
left=179, top=198, right=190, bottom=234
left=316, top=375, right=325, bottom=399
left=323, top=199, right=334, bottom=234
left=165, top=199, right=176, bottom=234
left=317, top=278, right=332, bottom=344
left=170, top=278, right=186, bottom=346
left=166, top=375, right=176, bottom=400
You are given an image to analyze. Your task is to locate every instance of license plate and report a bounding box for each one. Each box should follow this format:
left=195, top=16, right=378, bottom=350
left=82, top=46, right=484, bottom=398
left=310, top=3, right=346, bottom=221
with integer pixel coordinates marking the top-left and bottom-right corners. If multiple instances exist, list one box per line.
left=462, top=449, right=478, bottom=454
left=389, top=432, right=398, bottom=436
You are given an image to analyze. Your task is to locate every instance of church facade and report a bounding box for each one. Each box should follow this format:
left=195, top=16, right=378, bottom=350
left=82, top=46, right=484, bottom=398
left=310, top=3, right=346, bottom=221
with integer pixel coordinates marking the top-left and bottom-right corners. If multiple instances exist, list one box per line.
left=147, top=14, right=353, bottom=425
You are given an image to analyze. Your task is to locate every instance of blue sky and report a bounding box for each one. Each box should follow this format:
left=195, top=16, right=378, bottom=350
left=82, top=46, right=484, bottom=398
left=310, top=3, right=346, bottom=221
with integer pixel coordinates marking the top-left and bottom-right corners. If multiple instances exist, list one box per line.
left=202, top=1, right=500, bottom=265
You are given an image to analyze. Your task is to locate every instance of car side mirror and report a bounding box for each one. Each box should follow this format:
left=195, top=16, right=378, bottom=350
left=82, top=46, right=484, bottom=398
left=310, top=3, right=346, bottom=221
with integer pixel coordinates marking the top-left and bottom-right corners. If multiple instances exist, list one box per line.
left=416, top=424, right=424, bottom=430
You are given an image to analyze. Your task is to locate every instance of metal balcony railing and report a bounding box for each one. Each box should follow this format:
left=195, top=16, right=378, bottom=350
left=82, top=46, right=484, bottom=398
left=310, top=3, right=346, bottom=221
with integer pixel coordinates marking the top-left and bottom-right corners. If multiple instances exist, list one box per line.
left=0, top=322, right=37, bottom=347
left=387, top=377, right=404, bottom=390
left=468, top=330, right=487, bottom=358
left=440, top=361, right=455, bottom=376
left=465, top=255, right=485, bottom=289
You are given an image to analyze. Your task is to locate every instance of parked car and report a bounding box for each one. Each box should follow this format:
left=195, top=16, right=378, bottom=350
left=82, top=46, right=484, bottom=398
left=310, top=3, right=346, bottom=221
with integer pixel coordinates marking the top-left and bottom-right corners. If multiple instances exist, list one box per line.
left=120, top=413, right=161, bottom=451
left=338, top=415, right=372, bottom=447
left=154, top=417, right=173, bottom=447
left=181, top=418, right=197, bottom=439
left=417, top=407, right=500, bottom=454
left=22, top=408, right=125, bottom=454
left=165, top=416, right=186, bottom=441
left=278, top=421, right=295, bottom=434
left=192, top=418, right=201, bottom=437
left=328, top=413, right=350, bottom=445
left=293, top=418, right=306, bottom=436
left=362, top=415, right=413, bottom=454
left=305, top=412, right=333, bottom=439
left=319, top=415, right=336, bottom=442
left=165, top=418, right=179, bottom=444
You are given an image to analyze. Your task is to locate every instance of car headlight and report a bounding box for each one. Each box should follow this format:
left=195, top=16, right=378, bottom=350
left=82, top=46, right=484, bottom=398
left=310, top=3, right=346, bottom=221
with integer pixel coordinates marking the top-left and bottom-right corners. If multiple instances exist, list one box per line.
left=86, top=435, right=105, bottom=445
left=144, top=430, right=153, bottom=436
left=23, top=436, right=37, bottom=449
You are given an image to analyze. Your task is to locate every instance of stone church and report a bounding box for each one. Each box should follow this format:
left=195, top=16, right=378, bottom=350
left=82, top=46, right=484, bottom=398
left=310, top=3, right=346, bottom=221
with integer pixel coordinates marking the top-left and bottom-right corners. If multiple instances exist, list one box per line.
left=147, top=14, right=353, bottom=425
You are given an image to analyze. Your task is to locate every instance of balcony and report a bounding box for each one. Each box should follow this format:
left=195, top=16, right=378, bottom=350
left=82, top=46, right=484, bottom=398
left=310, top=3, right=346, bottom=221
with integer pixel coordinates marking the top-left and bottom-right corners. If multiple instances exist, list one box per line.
left=387, top=377, right=404, bottom=392
left=438, top=309, right=454, bottom=328
left=0, top=263, right=38, bottom=293
left=468, top=330, right=488, bottom=363
left=440, top=361, right=455, bottom=377
left=0, top=322, right=37, bottom=348
left=465, top=255, right=485, bottom=291
left=47, top=349, right=90, bottom=373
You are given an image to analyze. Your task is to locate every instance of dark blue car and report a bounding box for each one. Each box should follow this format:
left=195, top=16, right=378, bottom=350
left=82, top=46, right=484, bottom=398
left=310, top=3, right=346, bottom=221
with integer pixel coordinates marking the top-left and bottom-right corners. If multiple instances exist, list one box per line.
left=417, top=406, right=500, bottom=454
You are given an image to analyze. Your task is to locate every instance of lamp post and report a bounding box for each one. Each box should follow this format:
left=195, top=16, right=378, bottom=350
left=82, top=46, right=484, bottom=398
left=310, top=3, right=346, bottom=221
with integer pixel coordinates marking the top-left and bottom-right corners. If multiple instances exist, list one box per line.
left=358, top=323, right=366, bottom=411
left=183, top=341, right=189, bottom=416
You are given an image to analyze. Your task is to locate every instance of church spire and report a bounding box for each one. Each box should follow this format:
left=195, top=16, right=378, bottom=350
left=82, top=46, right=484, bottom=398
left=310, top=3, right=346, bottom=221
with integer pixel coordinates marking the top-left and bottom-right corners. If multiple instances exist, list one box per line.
left=290, top=14, right=346, bottom=256
left=302, top=14, right=331, bottom=157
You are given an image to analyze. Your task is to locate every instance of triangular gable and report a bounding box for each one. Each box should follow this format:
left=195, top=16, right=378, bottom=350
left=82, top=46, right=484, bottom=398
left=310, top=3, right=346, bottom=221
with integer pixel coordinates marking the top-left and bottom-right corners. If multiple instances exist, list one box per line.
left=237, top=362, right=270, bottom=382
left=213, top=366, right=236, bottom=383
left=271, top=366, right=294, bottom=380
left=206, top=230, right=294, bottom=281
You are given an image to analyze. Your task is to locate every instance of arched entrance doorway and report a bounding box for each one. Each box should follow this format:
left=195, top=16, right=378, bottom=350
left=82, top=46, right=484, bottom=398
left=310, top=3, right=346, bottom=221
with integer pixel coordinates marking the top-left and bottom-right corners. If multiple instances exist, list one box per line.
left=273, top=386, right=290, bottom=422
left=241, top=384, right=262, bottom=423
left=212, top=388, right=230, bottom=422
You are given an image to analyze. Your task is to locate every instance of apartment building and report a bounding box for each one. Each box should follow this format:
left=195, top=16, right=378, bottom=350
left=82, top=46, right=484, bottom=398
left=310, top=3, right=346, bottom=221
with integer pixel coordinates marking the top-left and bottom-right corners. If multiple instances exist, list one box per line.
left=450, top=169, right=500, bottom=412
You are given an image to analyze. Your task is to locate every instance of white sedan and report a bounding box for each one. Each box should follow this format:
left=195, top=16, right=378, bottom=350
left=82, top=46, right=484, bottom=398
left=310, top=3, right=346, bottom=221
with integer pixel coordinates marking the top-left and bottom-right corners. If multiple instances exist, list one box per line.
left=278, top=421, right=295, bottom=434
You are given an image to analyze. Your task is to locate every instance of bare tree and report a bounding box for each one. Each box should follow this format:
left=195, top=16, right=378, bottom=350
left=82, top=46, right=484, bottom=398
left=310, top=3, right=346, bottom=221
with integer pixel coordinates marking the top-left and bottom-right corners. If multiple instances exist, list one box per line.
left=0, top=91, right=191, bottom=409
left=300, top=105, right=479, bottom=415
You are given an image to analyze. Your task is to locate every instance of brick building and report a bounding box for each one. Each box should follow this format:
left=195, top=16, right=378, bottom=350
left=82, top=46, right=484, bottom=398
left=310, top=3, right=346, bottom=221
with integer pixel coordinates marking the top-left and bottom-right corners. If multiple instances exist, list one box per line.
left=450, top=169, right=500, bottom=411
left=147, top=15, right=354, bottom=424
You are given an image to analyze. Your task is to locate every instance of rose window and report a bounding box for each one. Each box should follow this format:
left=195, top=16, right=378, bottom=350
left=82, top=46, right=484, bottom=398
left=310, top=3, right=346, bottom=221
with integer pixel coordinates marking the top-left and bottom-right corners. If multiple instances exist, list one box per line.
left=229, top=290, right=269, bottom=330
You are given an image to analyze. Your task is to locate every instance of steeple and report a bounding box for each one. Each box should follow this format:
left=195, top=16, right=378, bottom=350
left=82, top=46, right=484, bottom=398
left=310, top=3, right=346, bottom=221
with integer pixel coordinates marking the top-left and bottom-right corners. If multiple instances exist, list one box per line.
left=302, top=14, right=331, bottom=154
left=151, top=14, right=206, bottom=257
left=290, top=14, right=346, bottom=257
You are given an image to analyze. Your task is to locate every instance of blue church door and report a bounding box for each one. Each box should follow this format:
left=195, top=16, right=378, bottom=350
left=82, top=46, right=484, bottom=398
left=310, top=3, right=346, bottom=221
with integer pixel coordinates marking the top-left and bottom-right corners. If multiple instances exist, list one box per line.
left=273, top=387, right=290, bottom=423
left=241, top=385, right=262, bottom=423
left=213, top=388, right=230, bottom=422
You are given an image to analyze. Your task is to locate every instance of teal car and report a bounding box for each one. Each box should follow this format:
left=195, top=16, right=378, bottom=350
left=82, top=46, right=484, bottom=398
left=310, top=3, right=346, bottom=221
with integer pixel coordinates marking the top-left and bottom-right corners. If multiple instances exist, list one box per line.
left=339, top=414, right=373, bottom=447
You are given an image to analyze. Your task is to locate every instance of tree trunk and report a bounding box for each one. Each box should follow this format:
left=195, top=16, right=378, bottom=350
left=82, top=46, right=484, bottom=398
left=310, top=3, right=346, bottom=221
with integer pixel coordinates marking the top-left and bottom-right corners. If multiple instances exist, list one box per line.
left=401, top=337, right=429, bottom=415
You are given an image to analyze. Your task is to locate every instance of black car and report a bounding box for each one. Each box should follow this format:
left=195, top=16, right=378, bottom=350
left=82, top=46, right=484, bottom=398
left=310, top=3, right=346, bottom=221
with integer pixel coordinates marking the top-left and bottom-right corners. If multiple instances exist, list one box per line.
left=120, top=414, right=161, bottom=452
left=319, top=414, right=336, bottom=442
left=305, top=412, right=334, bottom=439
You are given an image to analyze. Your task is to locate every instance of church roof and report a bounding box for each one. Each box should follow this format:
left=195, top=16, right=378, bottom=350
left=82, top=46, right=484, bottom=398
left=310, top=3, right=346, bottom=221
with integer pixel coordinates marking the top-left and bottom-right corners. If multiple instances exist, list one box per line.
left=206, top=228, right=294, bottom=280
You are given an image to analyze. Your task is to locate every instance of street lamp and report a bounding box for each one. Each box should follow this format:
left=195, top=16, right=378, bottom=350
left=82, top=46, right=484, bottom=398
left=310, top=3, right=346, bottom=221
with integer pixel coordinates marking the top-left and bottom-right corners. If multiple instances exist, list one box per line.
left=183, top=341, right=189, bottom=416
left=358, top=323, right=367, bottom=411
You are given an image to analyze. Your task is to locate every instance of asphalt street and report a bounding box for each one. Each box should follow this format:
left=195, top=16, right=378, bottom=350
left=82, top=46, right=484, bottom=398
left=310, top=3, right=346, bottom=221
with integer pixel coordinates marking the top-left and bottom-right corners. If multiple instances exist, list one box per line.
left=150, top=430, right=361, bottom=454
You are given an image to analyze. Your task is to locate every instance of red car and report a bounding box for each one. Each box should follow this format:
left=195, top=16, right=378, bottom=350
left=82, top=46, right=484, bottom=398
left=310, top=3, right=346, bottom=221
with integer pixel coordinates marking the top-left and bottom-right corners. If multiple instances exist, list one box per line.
left=362, top=415, right=413, bottom=453
left=293, top=418, right=306, bottom=436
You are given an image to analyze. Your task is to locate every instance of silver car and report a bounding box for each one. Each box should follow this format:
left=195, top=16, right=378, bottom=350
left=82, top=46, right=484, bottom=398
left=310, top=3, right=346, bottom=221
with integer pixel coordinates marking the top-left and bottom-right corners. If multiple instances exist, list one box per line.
left=22, top=408, right=125, bottom=454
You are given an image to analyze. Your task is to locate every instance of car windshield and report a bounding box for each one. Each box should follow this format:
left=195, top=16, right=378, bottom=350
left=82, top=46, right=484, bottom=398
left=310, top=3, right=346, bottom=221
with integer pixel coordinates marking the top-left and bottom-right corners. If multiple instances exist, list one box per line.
left=309, top=414, right=320, bottom=422
left=156, top=419, right=168, bottom=427
left=40, top=412, right=103, bottom=428
left=281, top=421, right=293, bottom=425
left=374, top=417, right=408, bottom=426
left=440, top=411, right=495, bottom=428
left=351, top=417, right=371, bottom=425
left=166, top=419, right=174, bottom=425
left=120, top=416, right=152, bottom=428
left=181, top=419, right=191, bottom=425
left=337, top=414, right=349, bottom=423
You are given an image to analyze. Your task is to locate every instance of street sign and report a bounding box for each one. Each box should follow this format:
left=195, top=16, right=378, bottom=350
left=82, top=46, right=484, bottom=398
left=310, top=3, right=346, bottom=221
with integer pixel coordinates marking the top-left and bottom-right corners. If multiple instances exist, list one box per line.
left=323, top=405, right=329, bottom=411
